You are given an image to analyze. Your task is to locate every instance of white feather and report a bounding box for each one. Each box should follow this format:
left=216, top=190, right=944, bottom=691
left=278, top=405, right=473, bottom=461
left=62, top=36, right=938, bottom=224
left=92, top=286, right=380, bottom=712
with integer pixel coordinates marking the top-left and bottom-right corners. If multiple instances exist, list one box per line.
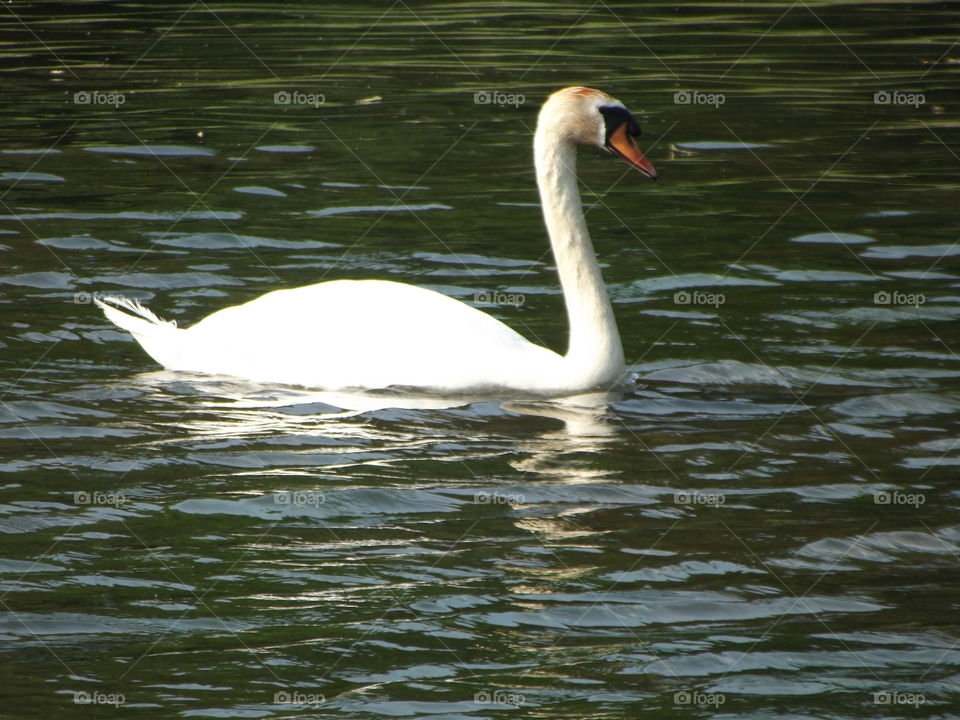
left=94, top=295, right=184, bottom=368
left=95, top=295, right=173, bottom=328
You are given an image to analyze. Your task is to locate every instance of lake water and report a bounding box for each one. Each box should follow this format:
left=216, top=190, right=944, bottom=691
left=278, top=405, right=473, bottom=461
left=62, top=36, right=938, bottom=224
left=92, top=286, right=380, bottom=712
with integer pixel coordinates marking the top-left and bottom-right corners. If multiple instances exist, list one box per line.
left=1, top=2, right=959, bottom=718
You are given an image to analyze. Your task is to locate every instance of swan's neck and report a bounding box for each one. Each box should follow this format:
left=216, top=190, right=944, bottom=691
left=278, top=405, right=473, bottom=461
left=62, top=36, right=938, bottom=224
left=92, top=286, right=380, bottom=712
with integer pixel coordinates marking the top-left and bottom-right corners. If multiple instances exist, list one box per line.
left=535, top=128, right=625, bottom=388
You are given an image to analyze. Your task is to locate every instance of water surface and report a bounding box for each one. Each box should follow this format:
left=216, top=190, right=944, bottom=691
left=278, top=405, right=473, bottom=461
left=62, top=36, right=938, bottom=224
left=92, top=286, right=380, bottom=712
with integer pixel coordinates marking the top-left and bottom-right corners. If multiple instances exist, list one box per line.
left=1, top=2, right=959, bottom=718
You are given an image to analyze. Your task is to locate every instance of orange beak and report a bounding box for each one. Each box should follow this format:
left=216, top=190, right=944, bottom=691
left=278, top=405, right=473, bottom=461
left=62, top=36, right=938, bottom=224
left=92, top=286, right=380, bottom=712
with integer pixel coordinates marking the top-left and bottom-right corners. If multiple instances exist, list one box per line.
left=607, top=123, right=657, bottom=180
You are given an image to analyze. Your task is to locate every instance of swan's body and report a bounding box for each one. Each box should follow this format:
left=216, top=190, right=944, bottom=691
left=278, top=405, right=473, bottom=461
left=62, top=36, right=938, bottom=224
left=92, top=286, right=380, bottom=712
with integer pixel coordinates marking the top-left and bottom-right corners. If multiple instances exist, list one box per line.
left=98, top=281, right=563, bottom=391
left=97, top=86, right=656, bottom=395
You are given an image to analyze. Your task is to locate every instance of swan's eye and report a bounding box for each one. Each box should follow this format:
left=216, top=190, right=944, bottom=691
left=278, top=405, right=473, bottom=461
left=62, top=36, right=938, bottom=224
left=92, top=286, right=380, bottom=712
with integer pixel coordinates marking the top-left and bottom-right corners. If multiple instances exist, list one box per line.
left=599, top=105, right=641, bottom=142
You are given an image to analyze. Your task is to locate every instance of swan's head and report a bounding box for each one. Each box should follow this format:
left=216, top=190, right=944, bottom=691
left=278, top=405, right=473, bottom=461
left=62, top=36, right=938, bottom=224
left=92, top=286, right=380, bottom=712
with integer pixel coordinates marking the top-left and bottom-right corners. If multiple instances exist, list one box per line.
left=539, top=86, right=657, bottom=180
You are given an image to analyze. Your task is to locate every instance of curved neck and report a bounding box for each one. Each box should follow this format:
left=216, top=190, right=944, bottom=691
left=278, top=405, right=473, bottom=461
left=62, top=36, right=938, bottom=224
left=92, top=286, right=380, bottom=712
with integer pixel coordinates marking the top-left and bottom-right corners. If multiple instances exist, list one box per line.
left=534, top=126, right=625, bottom=388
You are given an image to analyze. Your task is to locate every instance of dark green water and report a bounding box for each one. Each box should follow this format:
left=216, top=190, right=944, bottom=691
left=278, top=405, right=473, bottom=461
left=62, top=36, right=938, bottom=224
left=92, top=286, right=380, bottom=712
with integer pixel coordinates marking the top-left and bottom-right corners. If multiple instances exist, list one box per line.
left=2, top=2, right=959, bottom=718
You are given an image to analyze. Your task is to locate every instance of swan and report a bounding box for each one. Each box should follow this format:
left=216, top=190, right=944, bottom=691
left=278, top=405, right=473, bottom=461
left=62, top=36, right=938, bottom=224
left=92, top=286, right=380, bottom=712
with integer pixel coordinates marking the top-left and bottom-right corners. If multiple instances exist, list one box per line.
left=96, top=86, right=657, bottom=395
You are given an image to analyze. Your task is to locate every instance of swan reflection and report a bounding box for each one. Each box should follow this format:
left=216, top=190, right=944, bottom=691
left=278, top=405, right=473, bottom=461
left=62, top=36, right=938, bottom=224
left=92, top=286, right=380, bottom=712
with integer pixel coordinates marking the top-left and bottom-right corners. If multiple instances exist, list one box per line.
left=128, top=371, right=622, bottom=443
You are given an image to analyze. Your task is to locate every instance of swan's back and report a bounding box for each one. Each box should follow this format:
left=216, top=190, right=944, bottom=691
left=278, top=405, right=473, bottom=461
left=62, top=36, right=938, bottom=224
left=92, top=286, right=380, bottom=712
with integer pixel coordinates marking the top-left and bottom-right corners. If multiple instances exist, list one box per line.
left=136, top=280, right=562, bottom=391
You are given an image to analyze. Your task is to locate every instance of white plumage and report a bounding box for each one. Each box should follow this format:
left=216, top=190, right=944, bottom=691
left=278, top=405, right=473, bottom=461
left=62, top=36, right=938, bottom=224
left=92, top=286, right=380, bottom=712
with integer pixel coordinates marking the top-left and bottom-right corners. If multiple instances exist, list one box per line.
left=97, top=86, right=656, bottom=395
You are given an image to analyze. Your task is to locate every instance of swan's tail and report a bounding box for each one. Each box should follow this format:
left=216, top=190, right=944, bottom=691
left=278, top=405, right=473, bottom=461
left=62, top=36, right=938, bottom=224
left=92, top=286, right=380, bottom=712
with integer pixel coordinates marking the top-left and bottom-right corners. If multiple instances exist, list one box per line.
left=95, top=295, right=183, bottom=368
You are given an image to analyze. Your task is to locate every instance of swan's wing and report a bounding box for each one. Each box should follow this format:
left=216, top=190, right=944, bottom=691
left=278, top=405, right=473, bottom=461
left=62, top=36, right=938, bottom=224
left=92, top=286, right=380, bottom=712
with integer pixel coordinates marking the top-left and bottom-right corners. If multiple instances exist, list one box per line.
left=174, top=279, right=562, bottom=390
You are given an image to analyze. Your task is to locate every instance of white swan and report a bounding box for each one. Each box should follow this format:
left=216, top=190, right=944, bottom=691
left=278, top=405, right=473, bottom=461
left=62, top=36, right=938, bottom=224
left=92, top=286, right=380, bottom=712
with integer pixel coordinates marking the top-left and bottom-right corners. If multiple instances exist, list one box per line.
left=96, top=86, right=657, bottom=395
